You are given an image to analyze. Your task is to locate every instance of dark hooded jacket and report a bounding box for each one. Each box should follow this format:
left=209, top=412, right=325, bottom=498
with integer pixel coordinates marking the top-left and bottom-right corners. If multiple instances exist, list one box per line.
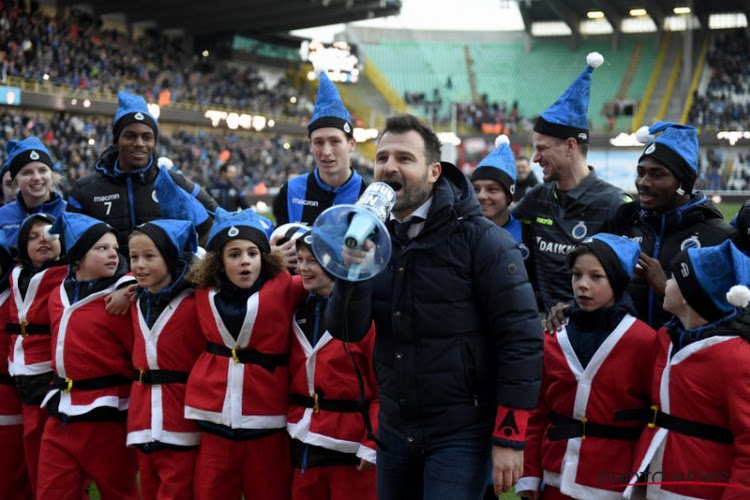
left=612, top=193, right=735, bottom=329
left=67, top=147, right=216, bottom=255
left=327, top=162, right=542, bottom=446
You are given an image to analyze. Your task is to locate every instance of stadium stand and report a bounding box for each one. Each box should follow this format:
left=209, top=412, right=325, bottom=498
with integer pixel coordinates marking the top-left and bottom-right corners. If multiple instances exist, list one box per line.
left=688, top=29, right=750, bottom=132
left=0, top=6, right=308, bottom=116
left=362, top=38, right=658, bottom=131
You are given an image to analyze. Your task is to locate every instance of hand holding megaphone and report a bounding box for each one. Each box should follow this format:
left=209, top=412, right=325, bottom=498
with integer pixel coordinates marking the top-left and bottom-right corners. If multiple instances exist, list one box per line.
left=311, top=182, right=396, bottom=282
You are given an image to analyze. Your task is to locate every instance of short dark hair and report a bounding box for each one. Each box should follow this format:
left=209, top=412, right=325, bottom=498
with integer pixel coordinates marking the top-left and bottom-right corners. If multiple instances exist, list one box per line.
left=380, top=114, right=442, bottom=165
left=564, top=244, right=593, bottom=271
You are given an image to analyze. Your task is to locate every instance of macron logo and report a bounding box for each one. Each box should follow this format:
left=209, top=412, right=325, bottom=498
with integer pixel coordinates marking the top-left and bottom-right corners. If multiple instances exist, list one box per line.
left=93, top=194, right=120, bottom=202
left=292, top=197, right=319, bottom=207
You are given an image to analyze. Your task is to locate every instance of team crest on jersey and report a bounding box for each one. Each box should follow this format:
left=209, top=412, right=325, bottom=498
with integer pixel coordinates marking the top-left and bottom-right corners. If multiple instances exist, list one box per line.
left=29, top=150, right=40, bottom=160
left=134, top=112, right=144, bottom=120
left=680, top=262, right=690, bottom=278
left=519, top=243, right=530, bottom=261
left=572, top=221, right=587, bottom=240
left=680, top=236, right=701, bottom=251
left=645, top=143, right=656, bottom=155
left=227, top=226, right=239, bottom=237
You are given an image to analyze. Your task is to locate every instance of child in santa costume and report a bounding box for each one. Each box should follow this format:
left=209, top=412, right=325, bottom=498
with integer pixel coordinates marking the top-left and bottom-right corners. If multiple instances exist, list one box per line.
left=620, top=240, right=750, bottom=500
left=185, top=208, right=306, bottom=500
left=287, top=231, right=378, bottom=500
left=7, top=213, right=67, bottom=496
left=517, top=233, right=661, bottom=500
left=127, top=219, right=204, bottom=500
left=37, top=212, right=137, bottom=500
left=0, top=229, right=33, bottom=499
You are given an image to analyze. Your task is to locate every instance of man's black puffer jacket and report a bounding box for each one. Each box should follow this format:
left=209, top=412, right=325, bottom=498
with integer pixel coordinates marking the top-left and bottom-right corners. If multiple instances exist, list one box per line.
left=327, top=162, right=542, bottom=446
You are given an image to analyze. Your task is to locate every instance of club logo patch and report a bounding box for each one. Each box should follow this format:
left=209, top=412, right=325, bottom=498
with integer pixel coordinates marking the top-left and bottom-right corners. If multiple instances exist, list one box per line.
left=680, top=236, right=701, bottom=251
left=227, top=226, right=240, bottom=237
left=645, top=143, right=656, bottom=155
left=343, top=122, right=351, bottom=134
left=134, top=112, right=144, bottom=120
left=572, top=221, right=588, bottom=240
left=510, top=184, right=516, bottom=195
left=519, top=243, right=530, bottom=261
left=29, top=150, right=40, bottom=160
left=151, top=190, right=159, bottom=203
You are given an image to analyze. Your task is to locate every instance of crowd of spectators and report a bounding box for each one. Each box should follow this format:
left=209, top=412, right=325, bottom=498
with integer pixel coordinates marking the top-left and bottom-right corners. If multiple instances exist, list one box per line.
left=688, top=29, right=750, bottom=131
left=0, top=2, right=309, bottom=117
left=0, top=110, right=374, bottom=199
left=404, top=86, right=531, bottom=133
left=453, top=96, right=531, bottom=134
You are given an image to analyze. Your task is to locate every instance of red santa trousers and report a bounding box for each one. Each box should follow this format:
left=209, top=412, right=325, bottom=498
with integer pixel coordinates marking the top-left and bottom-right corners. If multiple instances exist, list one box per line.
left=138, top=448, right=198, bottom=500
left=22, top=403, right=47, bottom=497
left=194, top=431, right=291, bottom=500
left=292, top=464, right=376, bottom=500
left=36, top=417, right=137, bottom=500
left=0, top=423, right=32, bottom=500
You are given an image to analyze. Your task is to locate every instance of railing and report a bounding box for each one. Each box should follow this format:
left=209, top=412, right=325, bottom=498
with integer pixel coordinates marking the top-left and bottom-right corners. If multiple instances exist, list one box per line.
left=5, top=75, right=305, bottom=123
left=633, top=32, right=671, bottom=130
left=654, top=51, right=682, bottom=122
left=680, top=33, right=710, bottom=125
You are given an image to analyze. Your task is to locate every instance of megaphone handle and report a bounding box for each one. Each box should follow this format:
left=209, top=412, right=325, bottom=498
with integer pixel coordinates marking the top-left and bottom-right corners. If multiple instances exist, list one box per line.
left=347, top=263, right=362, bottom=281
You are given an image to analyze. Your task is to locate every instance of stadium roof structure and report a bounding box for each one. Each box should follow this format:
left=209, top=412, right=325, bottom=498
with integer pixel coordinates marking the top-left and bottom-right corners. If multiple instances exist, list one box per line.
left=84, top=0, right=402, bottom=36
left=520, top=0, right=750, bottom=35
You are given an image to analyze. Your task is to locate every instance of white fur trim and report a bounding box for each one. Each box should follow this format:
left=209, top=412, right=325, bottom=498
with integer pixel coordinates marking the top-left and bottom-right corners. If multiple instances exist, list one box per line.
left=515, top=477, right=541, bottom=495
left=586, top=52, right=604, bottom=68
left=356, top=444, right=376, bottom=464
left=42, top=224, right=59, bottom=241
left=727, top=285, right=750, bottom=308
left=635, top=126, right=654, bottom=145
left=126, top=429, right=200, bottom=447
left=0, top=414, right=23, bottom=425
left=157, top=156, right=174, bottom=168
left=494, top=134, right=510, bottom=148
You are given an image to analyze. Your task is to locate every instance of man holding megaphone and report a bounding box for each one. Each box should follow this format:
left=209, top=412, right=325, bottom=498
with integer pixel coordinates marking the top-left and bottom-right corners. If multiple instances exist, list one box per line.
left=326, top=114, right=543, bottom=499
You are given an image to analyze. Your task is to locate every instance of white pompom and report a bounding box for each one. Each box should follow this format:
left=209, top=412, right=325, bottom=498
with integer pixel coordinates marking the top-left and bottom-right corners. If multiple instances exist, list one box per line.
left=727, top=285, right=750, bottom=308
left=157, top=156, right=174, bottom=169
left=586, top=52, right=604, bottom=69
left=43, top=225, right=59, bottom=241
left=635, top=126, right=654, bottom=145
left=494, top=134, right=510, bottom=148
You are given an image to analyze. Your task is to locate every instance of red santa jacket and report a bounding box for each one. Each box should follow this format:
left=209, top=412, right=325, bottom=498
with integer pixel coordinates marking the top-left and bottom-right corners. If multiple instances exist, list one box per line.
left=42, top=275, right=135, bottom=416
left=184, top=273, right=306, bottom=429
left=127, top=289, right=204, bottom=447
left=7, top=264, right=67, bottom=375
left=286, top=315, right=379, bottom=464
left=518, top=314, right=661, bottom=499
left=0, top=288, right=22, bottom=424
left=626, top=329, right=750, bottom=500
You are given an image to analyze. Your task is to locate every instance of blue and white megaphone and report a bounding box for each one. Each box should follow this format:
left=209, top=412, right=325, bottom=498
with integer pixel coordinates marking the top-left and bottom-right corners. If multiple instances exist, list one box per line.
left=311, top=182, right=396, bottom=282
